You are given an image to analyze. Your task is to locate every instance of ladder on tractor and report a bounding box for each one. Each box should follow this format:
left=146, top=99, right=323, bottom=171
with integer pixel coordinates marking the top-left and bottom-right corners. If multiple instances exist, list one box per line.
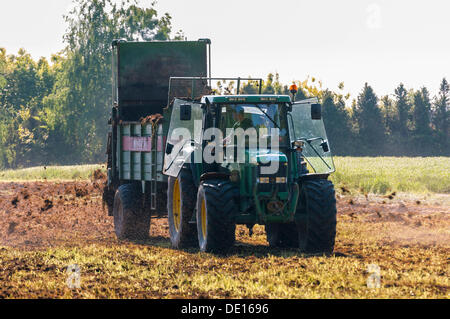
left=150, top=129, right=158, bottom=210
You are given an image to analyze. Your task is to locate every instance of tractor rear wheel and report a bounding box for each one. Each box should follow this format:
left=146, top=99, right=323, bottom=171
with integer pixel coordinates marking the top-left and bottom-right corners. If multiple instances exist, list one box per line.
left=113, top=183, right=150, bottom=240
left=196, top=180, right=238, bottom=253
left=297, top=179, right=337, bottom=255
left=167, top=168, right=197, bottom=248
left=265, top=223, right=299, bottom=248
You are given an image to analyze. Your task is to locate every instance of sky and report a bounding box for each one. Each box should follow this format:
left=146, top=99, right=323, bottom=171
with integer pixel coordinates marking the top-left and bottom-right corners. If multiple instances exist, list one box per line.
left=1, top=0, right=449, bottom=99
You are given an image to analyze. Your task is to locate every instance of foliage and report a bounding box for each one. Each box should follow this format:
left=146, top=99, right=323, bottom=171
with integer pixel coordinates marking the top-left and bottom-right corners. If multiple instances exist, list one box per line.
left=352, top=83, right=385, bottom=155
left=432, top=78, right=449, bottom=154
left=0, top=49, right=56, bottom=168
left=0, top=0, right=179, bottom=168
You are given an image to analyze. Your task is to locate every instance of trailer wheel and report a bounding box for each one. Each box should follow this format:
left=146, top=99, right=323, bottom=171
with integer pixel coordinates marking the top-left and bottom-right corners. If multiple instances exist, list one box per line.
left=167, top=168, right=197, bottom=248
left=297, top=179, right=337, bottom=255
left=196, top=180, right=238, bottom=253
left=113, top=183, right=150, bottom=240
left=265, top=223, right=299, bottom=248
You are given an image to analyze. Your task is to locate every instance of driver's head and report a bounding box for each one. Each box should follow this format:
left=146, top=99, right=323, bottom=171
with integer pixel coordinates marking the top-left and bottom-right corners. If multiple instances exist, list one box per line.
left=233, top=106, right=245, bottom=121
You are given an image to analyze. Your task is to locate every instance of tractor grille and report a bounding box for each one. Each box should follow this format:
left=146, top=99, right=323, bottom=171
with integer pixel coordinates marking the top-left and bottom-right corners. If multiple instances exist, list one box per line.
left=257, top=162, right=288, bottom=192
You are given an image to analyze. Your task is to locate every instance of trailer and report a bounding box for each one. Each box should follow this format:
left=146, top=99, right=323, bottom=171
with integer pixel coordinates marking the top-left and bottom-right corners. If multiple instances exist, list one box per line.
left=104, top=39, right=211, bottom=221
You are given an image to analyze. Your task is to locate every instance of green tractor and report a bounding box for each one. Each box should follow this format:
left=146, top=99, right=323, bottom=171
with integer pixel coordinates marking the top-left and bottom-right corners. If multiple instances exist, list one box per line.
left=163, top=91, right=337, bottom=254
left=104, top=39, right=337, bottom=254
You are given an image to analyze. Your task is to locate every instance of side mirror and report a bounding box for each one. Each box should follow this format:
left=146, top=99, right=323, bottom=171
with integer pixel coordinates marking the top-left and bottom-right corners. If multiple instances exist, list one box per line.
left=311, top=103, right=322, bottom=120
left=320, top=140, right=329, bottom=153
left=180, top=104, right=192, bottom=121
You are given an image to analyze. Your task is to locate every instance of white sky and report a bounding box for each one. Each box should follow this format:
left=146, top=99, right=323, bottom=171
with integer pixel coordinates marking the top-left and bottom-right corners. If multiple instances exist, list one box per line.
left=1, top=0, right=449, bottom=99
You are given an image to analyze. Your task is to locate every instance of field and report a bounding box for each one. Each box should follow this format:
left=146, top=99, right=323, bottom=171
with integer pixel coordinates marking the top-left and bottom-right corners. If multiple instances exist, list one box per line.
left=2, top=157, right=449, bottom=194
left=331, top=157, right=450, bottom=194
left=0, top=157, right=449, bottom=299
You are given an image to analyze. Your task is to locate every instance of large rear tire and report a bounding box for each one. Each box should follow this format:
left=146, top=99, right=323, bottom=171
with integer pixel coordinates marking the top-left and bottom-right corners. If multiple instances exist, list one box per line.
left=297, top=179, right=337, bottom=254
left=167, top=168, right=197, bottom=248
left=113, top=183, right=150, bottom=240
left=196, top=180, right=238, bottom=253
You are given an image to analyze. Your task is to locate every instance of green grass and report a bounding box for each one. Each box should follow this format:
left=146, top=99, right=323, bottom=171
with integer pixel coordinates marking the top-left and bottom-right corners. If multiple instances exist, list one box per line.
left=0, top=157, right=449, bottom=194
left=0, top=164, right=104, bottom=181
left=331, top=157, right=450, bottom=194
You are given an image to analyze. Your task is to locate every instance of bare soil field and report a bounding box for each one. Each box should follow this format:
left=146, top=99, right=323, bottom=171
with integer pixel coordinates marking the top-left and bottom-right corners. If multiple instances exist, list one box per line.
left=0, top=179, right=448, bottom=298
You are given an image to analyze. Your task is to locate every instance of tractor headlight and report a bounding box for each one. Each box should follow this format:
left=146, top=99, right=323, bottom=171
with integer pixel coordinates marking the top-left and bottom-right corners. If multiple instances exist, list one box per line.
left=258, top=177, right=270, bottom=184
left=276, top=177, right=286, bottom=183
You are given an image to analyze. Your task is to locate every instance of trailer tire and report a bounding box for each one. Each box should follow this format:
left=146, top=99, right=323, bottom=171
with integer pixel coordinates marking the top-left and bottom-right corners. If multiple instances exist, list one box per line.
left=113, top=183, right=150, bottom=240
left=196, top=180, right=238, bottom=253
left=297, top=179, right=337, bottom=255
left=265, top=223, right=299, bottom=248
left=167, top=168, right=197, bottom=248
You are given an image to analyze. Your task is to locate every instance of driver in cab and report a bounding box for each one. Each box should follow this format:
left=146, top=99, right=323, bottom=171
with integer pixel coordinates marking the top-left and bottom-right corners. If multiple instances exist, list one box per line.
left=232, top=105, right=254, bottom=130
left=223, top=106, right=254, bottom=146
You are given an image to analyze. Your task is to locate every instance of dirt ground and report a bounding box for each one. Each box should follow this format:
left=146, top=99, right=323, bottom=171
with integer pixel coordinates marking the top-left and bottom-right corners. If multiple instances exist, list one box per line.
left=0, top=180, right=449, bottom=298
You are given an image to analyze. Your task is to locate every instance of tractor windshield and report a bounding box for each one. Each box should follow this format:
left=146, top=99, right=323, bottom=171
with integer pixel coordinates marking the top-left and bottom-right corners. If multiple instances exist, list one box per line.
left=289, top=99, right=335, bottom=174
left=219, top=103, right=289, bottom=147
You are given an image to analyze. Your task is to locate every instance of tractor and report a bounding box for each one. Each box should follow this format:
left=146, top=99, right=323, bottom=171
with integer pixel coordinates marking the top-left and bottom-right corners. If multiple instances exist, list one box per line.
left=104, top=39, right=337, bottom=254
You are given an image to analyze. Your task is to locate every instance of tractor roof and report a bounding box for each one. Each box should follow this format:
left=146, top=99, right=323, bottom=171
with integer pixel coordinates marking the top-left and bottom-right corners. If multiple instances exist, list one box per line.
left=201, top=95, right=292, bottom=104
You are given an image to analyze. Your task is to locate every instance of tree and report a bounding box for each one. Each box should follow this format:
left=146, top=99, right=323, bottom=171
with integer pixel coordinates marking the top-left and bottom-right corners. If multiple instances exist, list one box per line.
left=380, top=95, right=395, bottom=134
left=394, top=83, right=410, bottom=138
left=379, top=95, right=399, bottom=154
left=47, top=0, right=179, bottom=164
left=262, top=73, right=289, bottom=95
left=321, top=90, right=353, bottom=155
left=432, top=78, right=449, bottom=154
left=239, top=73, right=293, bottom=96
left=353, top=83, right=385, bottom=155
left=411, top=87, right=433, bottom=154
left=239, top=78, right=259, bottom=94
left=0, top=48, right=57, bottom=167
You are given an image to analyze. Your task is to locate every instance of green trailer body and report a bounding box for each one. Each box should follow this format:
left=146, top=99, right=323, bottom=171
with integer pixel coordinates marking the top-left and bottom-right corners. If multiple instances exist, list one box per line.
left=106, top=39, right=211, bottom=212
left=112, top=39, right=210, bottom=120
left=107, top=39, right=210, bottom=185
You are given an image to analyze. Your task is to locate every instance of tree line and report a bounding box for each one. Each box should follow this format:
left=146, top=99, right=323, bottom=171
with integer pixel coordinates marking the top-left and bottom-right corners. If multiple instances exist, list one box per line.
left=0, top=0, right=448, bottom=169
left=236, top=75, right=449, bottom=156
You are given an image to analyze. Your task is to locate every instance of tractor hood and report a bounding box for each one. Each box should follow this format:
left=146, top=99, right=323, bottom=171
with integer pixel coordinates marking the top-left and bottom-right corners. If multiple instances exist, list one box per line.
left=248, top=149, right=288, bottom=165
left=221, top=149, right=288, bottom=176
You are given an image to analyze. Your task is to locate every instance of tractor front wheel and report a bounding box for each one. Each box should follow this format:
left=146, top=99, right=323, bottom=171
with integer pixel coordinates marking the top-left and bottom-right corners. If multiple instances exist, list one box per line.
left=196, top=180, right=238, bottom=253
left=297, top=179, right=337, bottom=255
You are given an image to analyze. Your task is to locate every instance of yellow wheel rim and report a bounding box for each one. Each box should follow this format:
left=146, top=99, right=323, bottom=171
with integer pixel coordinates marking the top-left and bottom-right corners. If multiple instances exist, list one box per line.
left=201, top=198, right=207, bottom=238
left=173, top=179, right=181, bottom=231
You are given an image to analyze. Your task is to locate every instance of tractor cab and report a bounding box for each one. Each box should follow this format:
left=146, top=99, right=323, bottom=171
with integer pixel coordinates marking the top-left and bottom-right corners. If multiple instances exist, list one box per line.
left=163, top=92, right=335, bottom=184
left=163, top=83, right=337, bottom=253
